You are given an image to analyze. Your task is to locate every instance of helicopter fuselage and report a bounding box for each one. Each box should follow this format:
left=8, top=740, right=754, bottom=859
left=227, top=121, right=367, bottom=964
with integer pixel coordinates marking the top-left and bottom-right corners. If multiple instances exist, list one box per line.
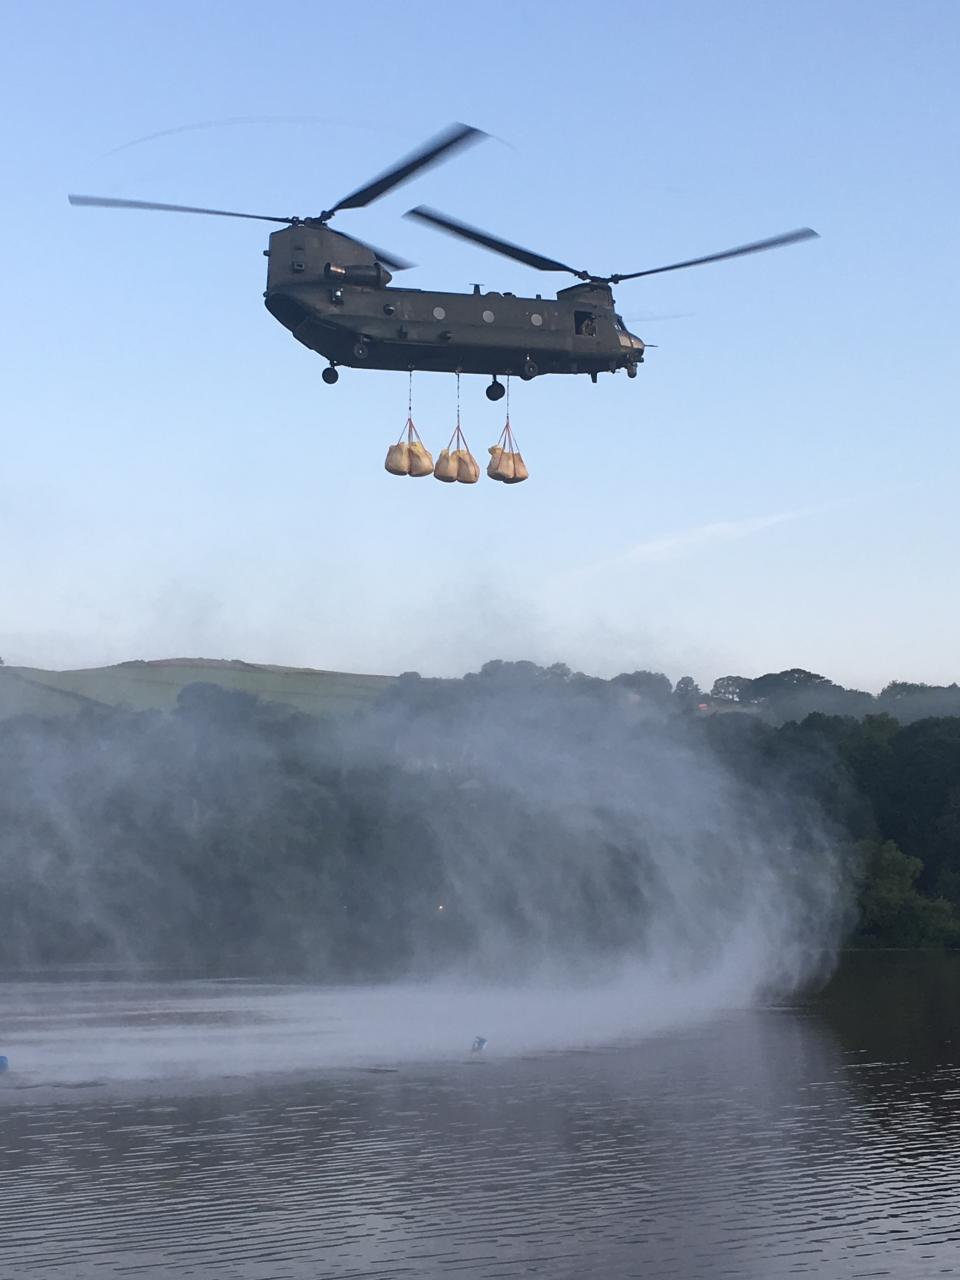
left=70, top=119, right=817, bottom=394
left=263, top=225, right=644, bottom=378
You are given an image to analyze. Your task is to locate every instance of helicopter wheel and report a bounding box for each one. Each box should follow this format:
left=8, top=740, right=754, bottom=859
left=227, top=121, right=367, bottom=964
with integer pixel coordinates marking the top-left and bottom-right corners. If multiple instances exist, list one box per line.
left=485, top=379, right=505, bottom=402
left=322, top=366, right=339, bottom=385
left=520, top=359, right=538, bottom=381
left=626, top=363, right=638, bottom=379
left=352, top=340, right=370, bottom=360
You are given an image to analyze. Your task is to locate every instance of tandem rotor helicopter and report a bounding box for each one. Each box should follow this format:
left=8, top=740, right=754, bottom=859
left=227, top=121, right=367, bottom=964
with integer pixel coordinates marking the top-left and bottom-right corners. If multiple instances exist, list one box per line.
left=69, top=123, right=818, bottom=402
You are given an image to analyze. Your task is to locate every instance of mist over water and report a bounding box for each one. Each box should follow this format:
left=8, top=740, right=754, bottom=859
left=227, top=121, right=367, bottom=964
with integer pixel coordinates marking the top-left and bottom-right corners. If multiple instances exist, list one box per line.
left=0, top=665, right=856, bottom=1082
left=0, top=971, right=787, bottom=1088
left=354, top=672, right=851, bottom=997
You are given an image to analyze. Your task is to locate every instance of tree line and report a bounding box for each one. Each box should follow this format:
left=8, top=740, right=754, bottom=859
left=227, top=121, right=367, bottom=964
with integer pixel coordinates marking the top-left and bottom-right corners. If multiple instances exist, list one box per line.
left=0, top=661, right=957, bottom=977
left=701, top=667, right=960, bottom=724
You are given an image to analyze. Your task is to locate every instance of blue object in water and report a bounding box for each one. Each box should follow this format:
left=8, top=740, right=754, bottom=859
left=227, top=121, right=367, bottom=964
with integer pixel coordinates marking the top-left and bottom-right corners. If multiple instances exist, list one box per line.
left=0, top=1056, right=8, bottom=1073
left=471, top=1036, right=487, bottom=1054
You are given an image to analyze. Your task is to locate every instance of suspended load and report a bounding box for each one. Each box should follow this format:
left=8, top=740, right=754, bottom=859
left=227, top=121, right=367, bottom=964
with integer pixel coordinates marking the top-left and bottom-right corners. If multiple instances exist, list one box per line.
left=434, top=426, right=480, bottom=484
left=408, top=439, right=434, bottom=476
left=487, top=421, right=529, bottom=484
left=384, top=438, right=409, bottom=476
left=385, top=418, right=434, bottom=477
left=457, top=447, right=481, bottom=484
left=434, top=447, right=458, bottom=483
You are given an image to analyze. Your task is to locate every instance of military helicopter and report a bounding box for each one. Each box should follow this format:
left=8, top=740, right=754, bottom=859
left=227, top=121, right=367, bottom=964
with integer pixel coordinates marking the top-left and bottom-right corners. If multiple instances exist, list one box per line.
left=69, top=123, right=818, bottom=402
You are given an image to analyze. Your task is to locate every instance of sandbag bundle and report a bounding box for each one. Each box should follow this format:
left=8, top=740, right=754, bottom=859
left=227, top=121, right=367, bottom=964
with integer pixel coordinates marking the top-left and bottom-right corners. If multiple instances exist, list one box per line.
left=385, top=418, right=434, bottom=477
left=487, top=421, right=529, bottom=484
left=434, top=426, right=480, bottom=485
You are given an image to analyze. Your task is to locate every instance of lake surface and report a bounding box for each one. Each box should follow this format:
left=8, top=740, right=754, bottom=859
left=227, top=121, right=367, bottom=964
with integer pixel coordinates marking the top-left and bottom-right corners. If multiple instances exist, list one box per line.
left=1, top=954, right=958, bottom=1278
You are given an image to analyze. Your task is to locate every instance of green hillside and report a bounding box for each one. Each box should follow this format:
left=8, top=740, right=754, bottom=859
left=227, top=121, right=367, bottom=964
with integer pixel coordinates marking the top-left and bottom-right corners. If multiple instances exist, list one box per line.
left=0, top=659, right=393, bottom=721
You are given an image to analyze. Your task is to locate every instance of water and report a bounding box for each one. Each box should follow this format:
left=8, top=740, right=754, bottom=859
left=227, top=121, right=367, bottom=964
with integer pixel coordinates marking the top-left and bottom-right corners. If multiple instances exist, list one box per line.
left=1, top=954, right=958, bottom=1278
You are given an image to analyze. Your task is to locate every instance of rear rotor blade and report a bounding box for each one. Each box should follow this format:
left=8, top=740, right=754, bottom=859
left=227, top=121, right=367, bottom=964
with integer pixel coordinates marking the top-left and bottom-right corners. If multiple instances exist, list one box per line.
left=611, top=228, right=819, bottom=282
left=405, top=205, right=588, bottom=277
left=326, top=123, right=485, bottom=217
left=68, top=194, right=295, bottom=223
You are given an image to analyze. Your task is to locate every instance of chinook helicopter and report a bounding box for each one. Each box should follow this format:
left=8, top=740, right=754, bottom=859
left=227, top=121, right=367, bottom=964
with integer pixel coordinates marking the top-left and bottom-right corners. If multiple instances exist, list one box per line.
left=69, top=123, right=818, bottom=402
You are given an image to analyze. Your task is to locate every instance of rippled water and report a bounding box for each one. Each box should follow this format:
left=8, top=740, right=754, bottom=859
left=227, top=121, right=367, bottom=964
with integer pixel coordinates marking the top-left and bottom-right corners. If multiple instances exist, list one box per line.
left=1, top=954, right=958, bottom=1278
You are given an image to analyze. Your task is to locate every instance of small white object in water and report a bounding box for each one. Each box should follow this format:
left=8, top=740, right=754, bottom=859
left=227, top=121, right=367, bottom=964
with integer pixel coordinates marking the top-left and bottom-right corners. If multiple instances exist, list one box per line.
left=471, top=1036, right=487, bottom=1054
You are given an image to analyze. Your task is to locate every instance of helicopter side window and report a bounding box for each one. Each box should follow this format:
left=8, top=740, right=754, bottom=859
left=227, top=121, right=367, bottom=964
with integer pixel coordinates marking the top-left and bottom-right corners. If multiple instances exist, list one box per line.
left=575, top=311, right=597, bottom=337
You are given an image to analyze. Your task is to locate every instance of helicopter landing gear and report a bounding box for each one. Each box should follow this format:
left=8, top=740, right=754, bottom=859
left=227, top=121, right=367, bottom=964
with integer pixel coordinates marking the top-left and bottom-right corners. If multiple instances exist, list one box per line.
left=520, top=358, right=538, bottom=381
left=322, top=365, right=339, bottom=385
left=485, top=378, right=506, bottom=402
left=626, top=363, right=638, bottom=379
left=352, top=340, right=370, bottom=360
left=590, top=372, right=598, bottom=384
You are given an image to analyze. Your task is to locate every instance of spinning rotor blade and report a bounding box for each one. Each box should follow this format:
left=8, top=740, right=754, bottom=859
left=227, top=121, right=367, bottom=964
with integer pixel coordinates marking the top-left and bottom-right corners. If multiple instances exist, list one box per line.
left=68, top=194, right=294, bottom=223
left=405, top=206, right=587, bottom=277
left=610, top=228, right=819, bottom=282
left=332, top=229, right=413, bottom=272
left=325, top=123, right=485, bottom=217
left=70, top=196, right=411, bottom=268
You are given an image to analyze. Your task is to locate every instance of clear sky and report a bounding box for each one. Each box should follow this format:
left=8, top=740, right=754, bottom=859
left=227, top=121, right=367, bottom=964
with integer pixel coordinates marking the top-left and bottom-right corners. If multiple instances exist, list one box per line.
left=1, top=1, right=958, bottom=690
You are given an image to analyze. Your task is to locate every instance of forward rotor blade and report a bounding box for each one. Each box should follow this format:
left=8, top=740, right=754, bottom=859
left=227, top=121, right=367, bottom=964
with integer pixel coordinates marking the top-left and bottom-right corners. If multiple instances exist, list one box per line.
left=405, top=206, right=587, bottom=277
left=70, top=195, right=412, bottom=268
left=611, top=228, right=819, bottom=282
left=333, top=229, right=414, bottom=272
left=68, top=194, right=295, bottom=223
left=326, top=123, right=485, bottom=217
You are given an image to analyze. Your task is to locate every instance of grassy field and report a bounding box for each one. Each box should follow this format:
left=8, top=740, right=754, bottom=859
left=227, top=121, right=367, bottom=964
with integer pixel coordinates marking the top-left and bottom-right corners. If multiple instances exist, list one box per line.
left=0, top=659, right=394, bottom=721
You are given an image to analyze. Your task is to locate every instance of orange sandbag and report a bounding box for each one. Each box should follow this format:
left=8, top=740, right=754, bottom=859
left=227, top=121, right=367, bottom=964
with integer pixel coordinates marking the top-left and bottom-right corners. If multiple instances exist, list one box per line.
left=433, top=449, right=458, bottom=483
left=407, top=440, right=434, bottom=477
left=437, top=425, right=479, bottom=485
left=503, top=451, right=529, bottom=484
left=387, top=417, right=434, bottom=478
left=385, top=442, right=410, bottom=475
left=487, top=444, right=515, bottom=482
left=488, top=421, right=528, bottom=484
left=455, top=448, right=480, bottom=484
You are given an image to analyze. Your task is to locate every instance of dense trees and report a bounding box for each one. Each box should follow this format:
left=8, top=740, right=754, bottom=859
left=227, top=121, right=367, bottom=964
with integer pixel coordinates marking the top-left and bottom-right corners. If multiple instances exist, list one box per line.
left=854, top=840, right=959, bottom=947
left=0, top=663, right=957, bottom=976
left=706, top=667, right=960, bottom=723
left=702, top=706, right=960, bottom=947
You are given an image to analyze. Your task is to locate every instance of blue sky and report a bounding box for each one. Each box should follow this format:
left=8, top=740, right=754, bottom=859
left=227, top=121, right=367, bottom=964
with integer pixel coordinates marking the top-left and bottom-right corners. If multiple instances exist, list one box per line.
left=1, top=1, right=957, bottom=689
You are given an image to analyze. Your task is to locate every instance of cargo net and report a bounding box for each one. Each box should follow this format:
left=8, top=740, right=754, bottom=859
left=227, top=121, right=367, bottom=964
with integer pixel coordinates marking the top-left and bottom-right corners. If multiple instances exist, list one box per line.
left=487, top=419, right=529, bottom=484
left=385, top=417, right=434, bottom=477
left=434, top=425, right=480, bottom=484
